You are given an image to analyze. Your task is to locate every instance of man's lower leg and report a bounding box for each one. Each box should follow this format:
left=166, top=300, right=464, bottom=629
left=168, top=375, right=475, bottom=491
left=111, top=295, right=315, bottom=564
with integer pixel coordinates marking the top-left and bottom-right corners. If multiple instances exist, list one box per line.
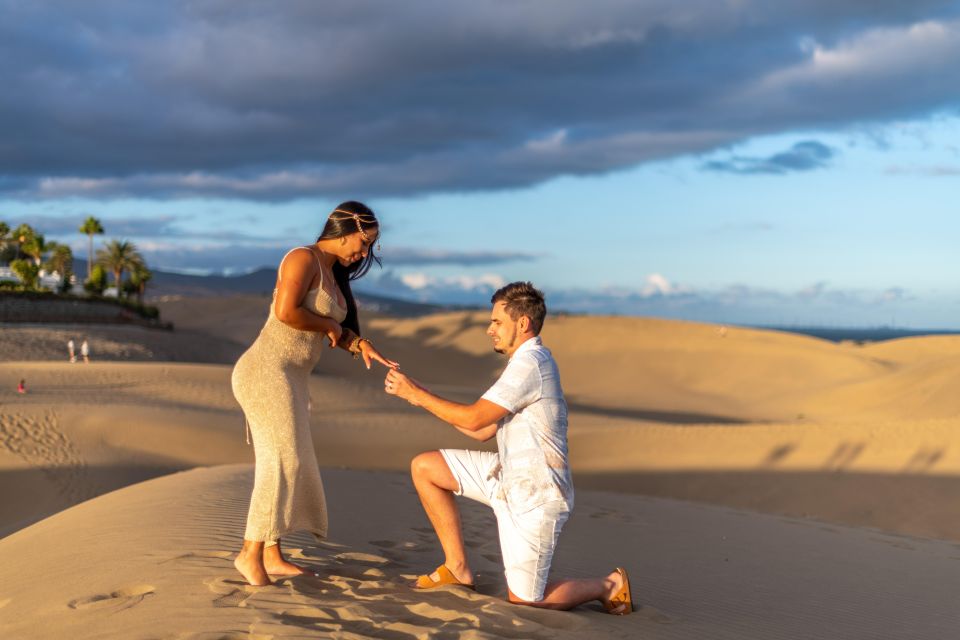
left=509, top=570, right=626, bottom=612
left=412, top=452, right=472, bottom=583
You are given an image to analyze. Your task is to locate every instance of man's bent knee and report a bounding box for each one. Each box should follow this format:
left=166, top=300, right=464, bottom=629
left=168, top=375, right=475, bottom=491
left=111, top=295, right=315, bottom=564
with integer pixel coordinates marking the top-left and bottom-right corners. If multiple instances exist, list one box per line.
left=410, top=451, right=458, bottom=492
left=411, top=451, right=441, bottom=478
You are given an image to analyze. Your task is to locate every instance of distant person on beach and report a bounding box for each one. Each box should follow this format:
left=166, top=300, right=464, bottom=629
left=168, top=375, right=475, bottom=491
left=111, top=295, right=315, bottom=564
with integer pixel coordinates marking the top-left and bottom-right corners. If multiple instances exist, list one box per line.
left=17, top=379, right=26, bottom=394
left=231, top=201, right=399, bottom=586
left=68, top=339, right=76, bottom=363
left=385, top=282, right=632, bottom=615
left=80, top=339, right=89, bottom=363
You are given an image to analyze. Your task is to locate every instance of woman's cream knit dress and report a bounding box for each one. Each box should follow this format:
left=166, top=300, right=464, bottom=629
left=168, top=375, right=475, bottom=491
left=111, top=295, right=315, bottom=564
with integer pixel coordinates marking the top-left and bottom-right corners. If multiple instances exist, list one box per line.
left=231, top=251, right=346, bottom=544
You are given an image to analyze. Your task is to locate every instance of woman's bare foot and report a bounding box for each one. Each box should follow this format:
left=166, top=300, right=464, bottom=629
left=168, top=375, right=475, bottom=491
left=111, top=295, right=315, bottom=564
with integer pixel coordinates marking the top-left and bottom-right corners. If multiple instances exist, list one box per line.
left=234, top=548, right=272, bottom=586
left=263, top=543, right=318, bottom=577
left=263, top=558, right=317, bottom=577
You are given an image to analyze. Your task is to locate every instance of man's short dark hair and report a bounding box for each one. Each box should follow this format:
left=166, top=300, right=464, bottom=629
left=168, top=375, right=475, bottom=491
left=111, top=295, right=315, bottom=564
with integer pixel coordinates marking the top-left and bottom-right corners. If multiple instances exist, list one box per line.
left=491, top=281, right=546, bottom=335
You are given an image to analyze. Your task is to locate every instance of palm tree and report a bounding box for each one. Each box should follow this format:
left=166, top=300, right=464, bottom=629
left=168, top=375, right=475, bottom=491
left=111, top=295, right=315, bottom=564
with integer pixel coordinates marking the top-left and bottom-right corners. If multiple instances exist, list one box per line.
left=21, top=232, right=49, bottom=266
left=10, top=259, right=40, bottom=290
left=129, top=263, right=153, bottom=304
left=12, top=223, right=36, bottom=262
left=96, top=239, right=143, bottom=298
left=45, top=243, right=74, bottom=292
left=79, top=216, right=105, bottom=280
left=0, top=221, right=9, bottom=259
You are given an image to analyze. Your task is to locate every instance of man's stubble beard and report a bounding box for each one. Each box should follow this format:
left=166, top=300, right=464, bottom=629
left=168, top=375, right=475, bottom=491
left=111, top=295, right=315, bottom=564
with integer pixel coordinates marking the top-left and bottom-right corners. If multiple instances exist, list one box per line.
left=493, top=326, right=517, bottom=354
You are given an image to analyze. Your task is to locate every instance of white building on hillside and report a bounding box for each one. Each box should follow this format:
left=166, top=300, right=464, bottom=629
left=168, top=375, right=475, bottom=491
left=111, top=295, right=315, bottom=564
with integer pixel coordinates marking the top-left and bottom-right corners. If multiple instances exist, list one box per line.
left=0, top=265, right=79, bottom=294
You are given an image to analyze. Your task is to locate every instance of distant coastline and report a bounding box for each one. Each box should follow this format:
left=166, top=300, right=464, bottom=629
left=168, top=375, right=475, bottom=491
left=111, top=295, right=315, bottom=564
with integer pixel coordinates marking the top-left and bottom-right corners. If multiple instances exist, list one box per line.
left=756, top=325, right=960, bottom=343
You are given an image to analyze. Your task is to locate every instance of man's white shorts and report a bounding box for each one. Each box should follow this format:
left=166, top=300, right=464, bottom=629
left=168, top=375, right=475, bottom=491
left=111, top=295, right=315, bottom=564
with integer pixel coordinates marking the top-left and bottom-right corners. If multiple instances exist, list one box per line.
left=439, top=449, right=570, bottom=602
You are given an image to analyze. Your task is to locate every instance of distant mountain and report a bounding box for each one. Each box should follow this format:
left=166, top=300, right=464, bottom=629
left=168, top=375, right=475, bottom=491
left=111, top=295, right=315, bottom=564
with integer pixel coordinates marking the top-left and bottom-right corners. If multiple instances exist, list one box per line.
left=759, top=325, right=960, bottom=343
left=147, top=266, right=446, bottom=317
left=64, top=256, right=446, bottom=316
left=148, top=266, right=276, bottom=296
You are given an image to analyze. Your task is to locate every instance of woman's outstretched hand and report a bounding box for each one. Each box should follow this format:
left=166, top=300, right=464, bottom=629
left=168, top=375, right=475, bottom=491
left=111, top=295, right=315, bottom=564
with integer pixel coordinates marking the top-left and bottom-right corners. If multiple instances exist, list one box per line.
left=360, top=340, right=399, bottom=370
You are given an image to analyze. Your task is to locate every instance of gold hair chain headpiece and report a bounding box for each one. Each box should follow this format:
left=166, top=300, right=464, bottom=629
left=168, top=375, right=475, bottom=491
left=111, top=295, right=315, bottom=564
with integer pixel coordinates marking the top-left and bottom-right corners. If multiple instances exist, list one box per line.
left=331, top=209, right=380, bottom=251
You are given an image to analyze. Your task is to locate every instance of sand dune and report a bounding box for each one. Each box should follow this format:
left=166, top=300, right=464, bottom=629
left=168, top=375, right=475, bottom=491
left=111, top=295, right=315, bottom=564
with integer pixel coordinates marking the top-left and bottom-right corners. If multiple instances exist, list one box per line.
left=2, top=464, right=960, bottom=639
left=4, top=353, right=960, bottom=541
left=3, top=298, right=960, bottom=637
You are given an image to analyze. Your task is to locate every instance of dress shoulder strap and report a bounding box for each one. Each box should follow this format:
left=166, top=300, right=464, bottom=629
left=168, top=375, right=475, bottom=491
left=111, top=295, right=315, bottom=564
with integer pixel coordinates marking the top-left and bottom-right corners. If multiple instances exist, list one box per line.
left=277, top=246, right=324, bottom=285
left=311, top=248, right=325, bottom=286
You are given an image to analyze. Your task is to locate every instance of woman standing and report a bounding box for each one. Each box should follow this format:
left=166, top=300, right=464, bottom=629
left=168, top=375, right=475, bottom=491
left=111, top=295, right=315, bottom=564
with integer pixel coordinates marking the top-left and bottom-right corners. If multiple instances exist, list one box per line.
left=231, top=201, right=397, bottom=586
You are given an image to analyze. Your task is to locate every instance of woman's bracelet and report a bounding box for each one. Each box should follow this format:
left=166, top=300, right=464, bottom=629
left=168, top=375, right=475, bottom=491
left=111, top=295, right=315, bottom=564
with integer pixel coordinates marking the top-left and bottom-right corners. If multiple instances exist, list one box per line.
left=349, top=336, right=370, bottom=359
left=336, top=327, right=357, bottom=350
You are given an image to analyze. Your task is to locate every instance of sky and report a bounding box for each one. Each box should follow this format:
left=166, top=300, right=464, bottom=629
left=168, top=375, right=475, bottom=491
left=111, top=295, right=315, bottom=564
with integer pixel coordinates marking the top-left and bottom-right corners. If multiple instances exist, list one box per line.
left=2, top=1, right=959, bottom=328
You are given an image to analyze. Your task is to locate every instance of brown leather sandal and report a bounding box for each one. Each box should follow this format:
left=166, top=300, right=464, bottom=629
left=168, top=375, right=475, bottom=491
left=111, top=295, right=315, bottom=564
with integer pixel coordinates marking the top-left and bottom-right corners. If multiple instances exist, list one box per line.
left=413, top=564, right=476, bottom=591
left=604, top=567, right=633, bottom=615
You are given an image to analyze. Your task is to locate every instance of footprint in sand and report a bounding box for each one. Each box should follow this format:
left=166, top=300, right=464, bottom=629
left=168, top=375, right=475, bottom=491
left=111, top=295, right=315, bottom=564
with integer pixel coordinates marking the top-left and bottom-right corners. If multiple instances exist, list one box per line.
left=68, top=585, right=155, bottom=612
left=158, top=550, right=233, bottom=567
left=204, top=576, right=261, bottom=608
left=369, top=539, right=399, bottom=548
left=278, top=607, right=337, bottom=622
left=635, top=603, right=678, bottom=624
left=588, top=507, right=636, bottom=524
left=333, top=551, right=390, bottom=565
left=369, top=539, right=425, bottom=552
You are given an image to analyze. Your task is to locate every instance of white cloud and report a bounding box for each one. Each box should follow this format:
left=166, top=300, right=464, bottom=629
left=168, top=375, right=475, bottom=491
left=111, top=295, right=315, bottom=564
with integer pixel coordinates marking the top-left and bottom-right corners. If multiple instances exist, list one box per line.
left=758, top=20, right=960, bottom=92
left=400, top=272, right=431, bottom=290
left=641, top=273, right=681, bottom=296
left=361, top=270, right=507, bottom=305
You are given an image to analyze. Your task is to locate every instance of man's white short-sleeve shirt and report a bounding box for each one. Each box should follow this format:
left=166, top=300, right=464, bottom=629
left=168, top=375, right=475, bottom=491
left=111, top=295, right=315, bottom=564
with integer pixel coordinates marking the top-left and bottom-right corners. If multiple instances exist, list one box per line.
left=482, top=336, right=573, bottom=514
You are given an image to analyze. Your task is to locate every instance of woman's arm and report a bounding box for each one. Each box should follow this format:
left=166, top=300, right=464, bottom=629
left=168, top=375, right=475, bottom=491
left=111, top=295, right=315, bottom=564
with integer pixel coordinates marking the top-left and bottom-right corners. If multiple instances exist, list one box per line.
left=336, top=327, right=399, bottom=369
left=273, top=248, right=342, bottom=346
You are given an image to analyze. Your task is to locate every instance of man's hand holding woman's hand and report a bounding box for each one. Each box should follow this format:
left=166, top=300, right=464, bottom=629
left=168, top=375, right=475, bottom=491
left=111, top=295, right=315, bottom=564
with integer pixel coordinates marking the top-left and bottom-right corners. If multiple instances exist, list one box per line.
left=384, top=369, right=421, bottom=405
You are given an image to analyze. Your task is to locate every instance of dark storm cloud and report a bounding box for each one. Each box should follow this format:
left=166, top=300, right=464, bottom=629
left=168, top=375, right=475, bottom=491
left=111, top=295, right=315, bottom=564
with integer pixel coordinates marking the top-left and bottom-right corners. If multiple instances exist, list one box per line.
left=702, top=140, right=836, bottom=174
left=2, top=0, right=959, bottom=199
left=4, top=214, right=180, bottom=238
left=2, top=213, right=265, bottom=242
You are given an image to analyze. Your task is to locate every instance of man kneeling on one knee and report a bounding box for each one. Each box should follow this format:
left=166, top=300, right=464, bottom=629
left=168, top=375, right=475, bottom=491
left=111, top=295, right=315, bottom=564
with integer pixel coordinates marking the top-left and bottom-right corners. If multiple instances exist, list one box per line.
left=384, top=281, right=632, bottom=614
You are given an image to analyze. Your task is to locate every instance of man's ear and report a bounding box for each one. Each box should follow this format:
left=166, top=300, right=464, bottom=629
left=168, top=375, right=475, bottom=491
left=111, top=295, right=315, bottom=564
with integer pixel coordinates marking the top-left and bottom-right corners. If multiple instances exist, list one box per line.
left=518, top=315, right=530, bottom=333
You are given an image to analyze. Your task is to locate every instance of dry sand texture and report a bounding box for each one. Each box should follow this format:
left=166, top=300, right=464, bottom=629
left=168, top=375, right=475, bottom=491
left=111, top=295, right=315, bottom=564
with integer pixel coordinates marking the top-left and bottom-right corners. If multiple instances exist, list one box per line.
left=2, top=298, right=960, bottom=638
left=2, top=465, right=960, bottom=639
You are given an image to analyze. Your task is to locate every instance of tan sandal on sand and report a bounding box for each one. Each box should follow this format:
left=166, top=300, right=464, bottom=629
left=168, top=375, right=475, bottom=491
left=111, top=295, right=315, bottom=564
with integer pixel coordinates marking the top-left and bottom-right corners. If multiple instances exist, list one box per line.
left=413, top=565, right=475, bottom=590
left=605, top=567, right=633, bottom=615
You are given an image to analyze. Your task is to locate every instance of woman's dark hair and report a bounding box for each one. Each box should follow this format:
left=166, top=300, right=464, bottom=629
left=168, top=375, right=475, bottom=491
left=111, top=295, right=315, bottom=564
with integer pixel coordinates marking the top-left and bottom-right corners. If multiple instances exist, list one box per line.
left=316, top=200, right=380, bottom=335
